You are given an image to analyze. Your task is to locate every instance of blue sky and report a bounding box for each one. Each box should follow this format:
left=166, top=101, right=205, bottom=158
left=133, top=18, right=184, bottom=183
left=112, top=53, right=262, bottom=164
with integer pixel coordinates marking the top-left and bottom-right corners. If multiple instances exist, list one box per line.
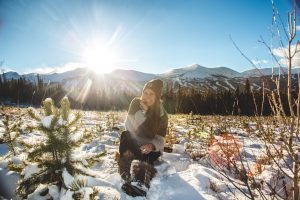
left=0, top=0, right=297, bottom=74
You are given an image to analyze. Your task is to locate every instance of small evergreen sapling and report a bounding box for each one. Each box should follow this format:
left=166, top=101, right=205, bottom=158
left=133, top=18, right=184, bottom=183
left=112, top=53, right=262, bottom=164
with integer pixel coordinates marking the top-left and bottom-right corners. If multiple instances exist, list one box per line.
left=0, top=113, right=22, bottom=156
left=0, top=111, right=25, bottom=173
left=16, top=97, right=98, bottom=199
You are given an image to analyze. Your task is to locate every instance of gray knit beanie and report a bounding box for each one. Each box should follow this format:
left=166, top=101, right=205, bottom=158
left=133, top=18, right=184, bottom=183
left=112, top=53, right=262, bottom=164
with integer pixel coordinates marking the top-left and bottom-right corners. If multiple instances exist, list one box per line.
left=143, top=79, right=163, bottom=98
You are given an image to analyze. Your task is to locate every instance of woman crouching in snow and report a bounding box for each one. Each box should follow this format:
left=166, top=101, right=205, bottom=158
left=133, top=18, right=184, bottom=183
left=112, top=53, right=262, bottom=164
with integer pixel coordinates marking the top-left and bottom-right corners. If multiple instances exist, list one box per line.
left=118, top=79, right=168, bottom=196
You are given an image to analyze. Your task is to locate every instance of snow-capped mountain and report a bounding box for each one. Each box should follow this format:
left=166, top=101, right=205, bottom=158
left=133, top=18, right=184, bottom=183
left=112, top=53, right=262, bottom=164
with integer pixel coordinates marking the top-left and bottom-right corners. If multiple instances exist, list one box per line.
left=109, top=69, right=158, bottom=81
left=1, top=71, right=20, bottom=80
left=22, top=68, right=90, bottom=83
left=241, top=67, right=300, bottom=77
left=160, top=64, right=241, bottom=79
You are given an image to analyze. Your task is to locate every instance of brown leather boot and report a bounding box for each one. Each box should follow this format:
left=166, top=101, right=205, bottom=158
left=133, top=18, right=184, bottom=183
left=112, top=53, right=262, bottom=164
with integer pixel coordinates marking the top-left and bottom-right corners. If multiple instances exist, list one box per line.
left=117, top=150, right=134, bottom=183
left=130, top=160, right=157, bottom=188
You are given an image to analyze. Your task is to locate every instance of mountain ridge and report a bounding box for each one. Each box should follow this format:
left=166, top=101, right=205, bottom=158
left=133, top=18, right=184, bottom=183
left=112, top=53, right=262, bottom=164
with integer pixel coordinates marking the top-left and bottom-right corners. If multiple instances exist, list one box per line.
left=4, top=65, right=298, bottom=81
left=2, top=65, right=298, bottom=94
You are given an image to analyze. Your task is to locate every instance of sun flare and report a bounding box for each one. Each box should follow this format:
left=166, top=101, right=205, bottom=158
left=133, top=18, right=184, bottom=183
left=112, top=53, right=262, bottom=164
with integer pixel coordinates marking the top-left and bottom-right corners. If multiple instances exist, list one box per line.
left=82, top=42, right=118, bottom=73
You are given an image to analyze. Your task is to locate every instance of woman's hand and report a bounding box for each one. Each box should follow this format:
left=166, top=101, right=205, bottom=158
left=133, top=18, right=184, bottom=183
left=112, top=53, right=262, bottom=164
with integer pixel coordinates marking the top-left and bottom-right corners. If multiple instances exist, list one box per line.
left=140, top=100, right=149, bottom=113
left=140, top=143, right=154, bottom=154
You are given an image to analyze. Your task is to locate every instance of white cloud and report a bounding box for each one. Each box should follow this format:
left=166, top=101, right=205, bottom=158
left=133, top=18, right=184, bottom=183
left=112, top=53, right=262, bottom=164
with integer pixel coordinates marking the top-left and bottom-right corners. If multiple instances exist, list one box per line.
left=24, top=62, right=85, bottom=74
left=296, top=25, right=300, bottom=31
left=251, top=59, right=268, bottom=65
left=272, top=44, right=300, bottom=68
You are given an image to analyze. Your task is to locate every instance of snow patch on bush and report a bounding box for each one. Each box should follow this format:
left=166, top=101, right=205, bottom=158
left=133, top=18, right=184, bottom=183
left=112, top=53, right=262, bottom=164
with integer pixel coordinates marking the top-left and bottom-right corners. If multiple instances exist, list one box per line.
left=41, top=115, right=54, bottom=128
left=62, top=168, right=74, bottom=187
left=23, top=163, right=40, bottom=179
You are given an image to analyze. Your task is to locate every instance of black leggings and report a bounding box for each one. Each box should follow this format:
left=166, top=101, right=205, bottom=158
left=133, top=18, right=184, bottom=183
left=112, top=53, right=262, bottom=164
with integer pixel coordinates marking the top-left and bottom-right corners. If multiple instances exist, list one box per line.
left=119, top=131, right=161, bottom=165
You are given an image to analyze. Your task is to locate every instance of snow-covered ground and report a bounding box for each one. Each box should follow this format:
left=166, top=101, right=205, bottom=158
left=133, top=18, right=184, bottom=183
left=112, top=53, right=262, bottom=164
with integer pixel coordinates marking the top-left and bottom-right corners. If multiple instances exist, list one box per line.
left=0, top=109, right=297, bottom=200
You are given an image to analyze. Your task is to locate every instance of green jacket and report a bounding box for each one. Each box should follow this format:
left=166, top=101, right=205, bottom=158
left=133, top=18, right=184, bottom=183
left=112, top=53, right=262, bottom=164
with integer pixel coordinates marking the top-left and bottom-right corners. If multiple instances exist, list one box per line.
left=125, top=97, right=168, bottom=153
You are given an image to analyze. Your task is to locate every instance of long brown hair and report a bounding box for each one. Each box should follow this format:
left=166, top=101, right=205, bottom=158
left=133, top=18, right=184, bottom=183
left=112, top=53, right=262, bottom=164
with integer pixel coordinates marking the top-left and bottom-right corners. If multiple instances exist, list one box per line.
left=140, top=95, right=161, bottom=137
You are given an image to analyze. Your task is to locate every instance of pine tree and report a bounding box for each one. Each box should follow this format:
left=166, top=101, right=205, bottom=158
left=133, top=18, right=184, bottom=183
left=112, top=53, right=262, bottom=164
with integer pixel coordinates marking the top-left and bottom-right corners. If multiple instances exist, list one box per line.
left=244, top=78, right=251, bottom=95
left=16, top=97, right=99, bottom=199
left=0, top=113, right=22, bottom=156
left=175, top=85, right=183, bottom=113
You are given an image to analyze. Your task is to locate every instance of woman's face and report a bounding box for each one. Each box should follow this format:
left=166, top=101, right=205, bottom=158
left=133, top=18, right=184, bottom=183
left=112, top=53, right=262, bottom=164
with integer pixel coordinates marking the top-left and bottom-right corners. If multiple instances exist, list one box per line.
left=141, top=88, right=156, bottom=107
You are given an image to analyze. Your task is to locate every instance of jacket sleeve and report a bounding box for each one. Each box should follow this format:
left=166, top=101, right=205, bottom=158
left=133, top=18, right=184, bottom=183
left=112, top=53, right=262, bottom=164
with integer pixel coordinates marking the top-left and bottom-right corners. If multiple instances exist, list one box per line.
left=125, top=98, right=147, bottom=133
left=135, top=104, right=169, bottom=138
left=151, top=135, right=165, bottom=153
left=127, top=97, right=140, bottom=115
left=125, top=97, right=154, bottom=138
left=135, top=112, right=157, bottom=138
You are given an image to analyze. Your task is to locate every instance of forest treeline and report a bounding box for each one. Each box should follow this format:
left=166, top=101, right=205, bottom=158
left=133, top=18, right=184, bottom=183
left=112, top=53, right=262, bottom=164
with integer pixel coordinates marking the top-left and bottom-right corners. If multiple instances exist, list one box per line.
left=0, top=74, right=296, bottom=116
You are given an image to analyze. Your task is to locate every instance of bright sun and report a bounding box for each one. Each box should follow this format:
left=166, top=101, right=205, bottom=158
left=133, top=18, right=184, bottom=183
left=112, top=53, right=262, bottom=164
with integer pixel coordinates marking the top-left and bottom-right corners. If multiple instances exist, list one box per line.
left=82, top=43, right=118, bottom=74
